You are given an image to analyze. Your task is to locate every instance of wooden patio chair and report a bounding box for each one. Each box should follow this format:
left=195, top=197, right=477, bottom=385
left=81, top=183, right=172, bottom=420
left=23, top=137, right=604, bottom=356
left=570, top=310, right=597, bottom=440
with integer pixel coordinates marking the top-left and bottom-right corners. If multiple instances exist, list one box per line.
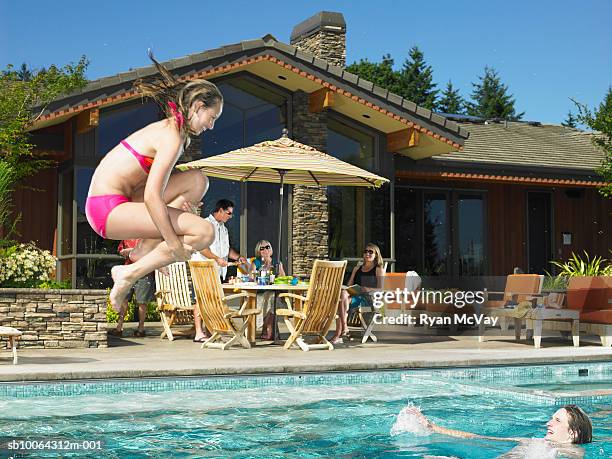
left=188, top=260, right=259, bottom=350
left=0, top=326, right=22, bottom=364
left=277, top=260, right=347, bottom=351
left=155, top=262, right=196, bottom=341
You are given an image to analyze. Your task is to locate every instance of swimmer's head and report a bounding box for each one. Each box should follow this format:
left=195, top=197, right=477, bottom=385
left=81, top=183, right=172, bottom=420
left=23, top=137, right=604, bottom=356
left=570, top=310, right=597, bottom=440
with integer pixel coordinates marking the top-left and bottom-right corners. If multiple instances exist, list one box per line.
left=545, top=405, right=592, bottom=444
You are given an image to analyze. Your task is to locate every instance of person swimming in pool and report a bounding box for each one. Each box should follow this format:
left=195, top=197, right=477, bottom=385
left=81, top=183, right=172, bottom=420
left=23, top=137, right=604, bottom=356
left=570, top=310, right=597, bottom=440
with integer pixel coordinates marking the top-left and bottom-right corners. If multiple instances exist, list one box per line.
left=402, top=404, right=592, bottom=458
left=86, top=50, right=221, bottom=311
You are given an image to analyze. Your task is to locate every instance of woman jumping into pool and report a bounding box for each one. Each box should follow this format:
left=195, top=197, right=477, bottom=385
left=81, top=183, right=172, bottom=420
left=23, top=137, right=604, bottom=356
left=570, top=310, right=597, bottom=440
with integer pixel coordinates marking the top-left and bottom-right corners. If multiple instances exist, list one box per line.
left=402, top=404, right=592, bottom=457
left=86, top=50, right=222, bottom=311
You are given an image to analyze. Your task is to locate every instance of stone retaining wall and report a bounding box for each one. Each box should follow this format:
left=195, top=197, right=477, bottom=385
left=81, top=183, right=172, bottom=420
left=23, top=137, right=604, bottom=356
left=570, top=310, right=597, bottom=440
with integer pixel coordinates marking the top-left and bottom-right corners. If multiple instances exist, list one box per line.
left=0, top=289, right=108, bottom=349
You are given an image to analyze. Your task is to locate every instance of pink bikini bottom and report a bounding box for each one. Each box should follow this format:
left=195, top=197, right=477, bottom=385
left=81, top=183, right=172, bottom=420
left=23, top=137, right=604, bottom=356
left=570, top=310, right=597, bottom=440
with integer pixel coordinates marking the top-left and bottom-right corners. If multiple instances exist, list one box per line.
left=85, top=194, right=131, bottom=238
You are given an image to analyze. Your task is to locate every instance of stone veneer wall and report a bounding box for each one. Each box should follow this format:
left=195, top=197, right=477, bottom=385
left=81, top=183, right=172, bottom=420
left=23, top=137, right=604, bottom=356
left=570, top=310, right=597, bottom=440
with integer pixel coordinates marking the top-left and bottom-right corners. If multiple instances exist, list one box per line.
left=0, top=289, right=108, bottom=349
left=289, top=14, right=346, bottom=277
left=291, top=91, right=329, bottom=277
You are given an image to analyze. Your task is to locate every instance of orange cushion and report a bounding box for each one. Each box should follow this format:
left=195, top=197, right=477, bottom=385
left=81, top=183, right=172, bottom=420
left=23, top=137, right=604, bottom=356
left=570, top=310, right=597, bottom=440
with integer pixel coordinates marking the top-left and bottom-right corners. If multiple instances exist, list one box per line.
left=503, top=274, right=543, bottom=302
left=580, top=309, right=612, bottom=324
left=567, top=276, right=611, bottom=312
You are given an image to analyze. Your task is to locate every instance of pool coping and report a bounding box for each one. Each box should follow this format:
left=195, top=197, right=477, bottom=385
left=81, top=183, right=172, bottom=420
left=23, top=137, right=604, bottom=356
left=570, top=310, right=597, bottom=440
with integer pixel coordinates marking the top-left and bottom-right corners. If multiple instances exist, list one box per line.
left=2, top=353, right=611, bottom=383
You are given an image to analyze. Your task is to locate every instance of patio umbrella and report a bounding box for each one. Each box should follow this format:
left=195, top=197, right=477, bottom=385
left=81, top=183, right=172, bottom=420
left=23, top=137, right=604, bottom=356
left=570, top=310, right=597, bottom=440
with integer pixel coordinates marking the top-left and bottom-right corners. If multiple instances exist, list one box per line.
left=178, top=129, right=389, bottom=267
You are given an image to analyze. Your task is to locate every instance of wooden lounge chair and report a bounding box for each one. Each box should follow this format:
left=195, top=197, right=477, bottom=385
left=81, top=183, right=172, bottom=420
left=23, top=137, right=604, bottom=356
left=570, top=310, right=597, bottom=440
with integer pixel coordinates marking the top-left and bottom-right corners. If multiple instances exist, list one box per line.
left=188, top=260, right=259, bottom=350
left=155, top=262, right=196, bottom=341
left=277, top=260, right=347, bottom=351
left=0, top=326, right=22, bottom=364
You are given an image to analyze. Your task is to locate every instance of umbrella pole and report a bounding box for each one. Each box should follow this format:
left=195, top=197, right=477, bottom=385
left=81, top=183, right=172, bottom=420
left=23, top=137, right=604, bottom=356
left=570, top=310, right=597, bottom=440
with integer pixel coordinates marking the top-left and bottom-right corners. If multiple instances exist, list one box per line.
left=277, top=170, right=287, bottom=271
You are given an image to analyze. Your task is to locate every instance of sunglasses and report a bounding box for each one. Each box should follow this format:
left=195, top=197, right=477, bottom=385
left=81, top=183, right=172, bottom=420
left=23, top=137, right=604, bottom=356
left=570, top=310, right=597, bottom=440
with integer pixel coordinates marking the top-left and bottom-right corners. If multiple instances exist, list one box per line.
left=260, top=245, right=271, bottom=250
left=363, top=249, right=374, bottom=255
left=223, top=209, right=233, bottom=216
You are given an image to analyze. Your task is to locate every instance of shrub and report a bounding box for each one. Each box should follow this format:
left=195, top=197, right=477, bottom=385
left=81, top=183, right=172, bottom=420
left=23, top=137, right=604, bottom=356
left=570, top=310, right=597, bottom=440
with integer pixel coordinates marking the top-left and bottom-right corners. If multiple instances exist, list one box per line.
left=550, top=251, right=612, bottom=277
left=105, top=290, right=135, bottom=323
left=0, top=242, right=57, bottom=287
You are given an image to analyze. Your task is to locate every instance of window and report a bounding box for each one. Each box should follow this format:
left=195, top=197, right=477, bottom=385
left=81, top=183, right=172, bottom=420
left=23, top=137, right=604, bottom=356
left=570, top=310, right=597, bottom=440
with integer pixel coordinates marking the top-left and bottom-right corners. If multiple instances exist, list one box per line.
left=327, top=118, right=389, bottom=258
left=201, top=78, right=288, bottom=259
left=395, top=187, right=486, bottom=276
left=65, top=76, right=289, bottom=286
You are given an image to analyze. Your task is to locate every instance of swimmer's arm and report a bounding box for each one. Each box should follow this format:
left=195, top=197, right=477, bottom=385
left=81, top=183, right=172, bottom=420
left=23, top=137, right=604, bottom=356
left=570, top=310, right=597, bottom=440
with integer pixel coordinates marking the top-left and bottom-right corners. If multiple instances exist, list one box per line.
left=428, top=423, right=523, bottom=442
left=144, top=131, right=183, bottom=250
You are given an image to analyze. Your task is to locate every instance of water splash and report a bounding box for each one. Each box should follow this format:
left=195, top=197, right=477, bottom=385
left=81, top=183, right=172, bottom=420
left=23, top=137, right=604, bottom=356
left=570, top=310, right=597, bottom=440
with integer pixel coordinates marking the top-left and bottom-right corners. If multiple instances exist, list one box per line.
left=390, top=404, right=431, bottom=437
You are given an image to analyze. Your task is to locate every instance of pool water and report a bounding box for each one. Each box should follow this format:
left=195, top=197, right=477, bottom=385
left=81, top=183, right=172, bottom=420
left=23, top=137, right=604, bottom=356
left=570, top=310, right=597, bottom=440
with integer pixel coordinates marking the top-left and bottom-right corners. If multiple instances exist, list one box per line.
left=0, top=364, right=610, bottom=458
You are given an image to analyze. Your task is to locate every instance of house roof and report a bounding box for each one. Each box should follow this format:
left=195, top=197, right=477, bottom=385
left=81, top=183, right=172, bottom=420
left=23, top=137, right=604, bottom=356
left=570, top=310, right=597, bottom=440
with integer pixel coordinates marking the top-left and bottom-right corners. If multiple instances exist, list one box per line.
left=34, top=35, right=468, bottom=152
left=395, top=120, right=607, bottom=186
left=437, top=121, right=604, bottom=170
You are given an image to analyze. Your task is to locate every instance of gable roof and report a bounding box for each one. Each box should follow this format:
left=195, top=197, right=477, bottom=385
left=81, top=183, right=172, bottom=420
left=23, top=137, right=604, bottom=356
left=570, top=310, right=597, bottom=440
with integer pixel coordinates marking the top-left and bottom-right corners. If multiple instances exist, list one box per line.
left=34, top=35, right=468, bottom=151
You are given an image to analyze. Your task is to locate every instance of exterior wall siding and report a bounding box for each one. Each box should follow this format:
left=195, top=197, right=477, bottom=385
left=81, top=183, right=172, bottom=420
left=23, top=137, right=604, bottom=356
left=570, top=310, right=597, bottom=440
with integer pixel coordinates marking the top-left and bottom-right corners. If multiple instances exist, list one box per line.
left=398, top=177, right=611, bottom=275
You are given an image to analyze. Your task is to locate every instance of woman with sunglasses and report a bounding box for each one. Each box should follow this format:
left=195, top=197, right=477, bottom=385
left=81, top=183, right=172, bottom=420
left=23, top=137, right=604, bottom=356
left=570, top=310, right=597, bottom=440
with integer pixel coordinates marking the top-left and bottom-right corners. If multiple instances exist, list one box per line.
left=331, top=243, right=385, bottom=345
left=249, top=240, right=286, bottom=340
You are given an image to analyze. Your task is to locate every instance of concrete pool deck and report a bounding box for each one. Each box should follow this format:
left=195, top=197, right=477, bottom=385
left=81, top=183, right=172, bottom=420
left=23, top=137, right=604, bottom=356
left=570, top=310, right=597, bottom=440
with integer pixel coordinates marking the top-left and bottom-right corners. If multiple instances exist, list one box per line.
left=1, top=324, right=610, bottom=382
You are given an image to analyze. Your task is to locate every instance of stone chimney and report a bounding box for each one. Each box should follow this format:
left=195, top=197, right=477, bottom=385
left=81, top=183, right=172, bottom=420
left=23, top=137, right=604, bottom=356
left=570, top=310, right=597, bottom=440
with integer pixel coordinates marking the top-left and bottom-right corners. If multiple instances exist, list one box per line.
left=290, top=11, right=346, bottom=68
left=288, top=12, right=346, bottom=276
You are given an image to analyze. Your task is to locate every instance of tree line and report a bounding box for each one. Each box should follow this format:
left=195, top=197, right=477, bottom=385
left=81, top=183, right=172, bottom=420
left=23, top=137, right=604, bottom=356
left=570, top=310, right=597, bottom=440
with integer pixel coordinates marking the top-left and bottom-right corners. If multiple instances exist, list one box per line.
left=346, top=46, right=523, bottom=120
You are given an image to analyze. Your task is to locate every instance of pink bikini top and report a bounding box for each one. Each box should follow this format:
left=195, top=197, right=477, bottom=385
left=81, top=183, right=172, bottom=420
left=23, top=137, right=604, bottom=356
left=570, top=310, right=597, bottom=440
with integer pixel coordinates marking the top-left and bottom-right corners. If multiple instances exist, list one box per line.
left=120, top=140, right=154, bottom=174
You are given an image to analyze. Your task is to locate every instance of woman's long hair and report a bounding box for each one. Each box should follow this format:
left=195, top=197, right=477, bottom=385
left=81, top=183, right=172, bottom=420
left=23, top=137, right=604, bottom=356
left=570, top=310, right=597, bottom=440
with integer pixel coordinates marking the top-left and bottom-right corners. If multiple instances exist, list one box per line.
left=134, top=50, right=223, bottom=141
left=365, top=243, right=384, bottom=268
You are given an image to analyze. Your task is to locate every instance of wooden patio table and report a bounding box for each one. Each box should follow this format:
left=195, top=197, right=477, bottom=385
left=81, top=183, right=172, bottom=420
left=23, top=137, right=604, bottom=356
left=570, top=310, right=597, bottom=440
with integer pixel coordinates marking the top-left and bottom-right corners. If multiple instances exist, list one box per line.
left=222, top=282, right=309, bottom=344
left=478, top=306, right=579, bottom=349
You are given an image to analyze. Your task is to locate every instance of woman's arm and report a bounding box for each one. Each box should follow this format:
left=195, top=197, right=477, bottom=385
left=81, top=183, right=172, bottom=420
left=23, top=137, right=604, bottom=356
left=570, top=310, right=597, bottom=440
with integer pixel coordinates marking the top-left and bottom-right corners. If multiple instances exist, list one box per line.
left=406, top=407, right=521, bottom=442
left=278, top=262, right=286, bottom=277
left=347, top=265, right=359, bottom=287
left=143, top=128, right=186, bottom=259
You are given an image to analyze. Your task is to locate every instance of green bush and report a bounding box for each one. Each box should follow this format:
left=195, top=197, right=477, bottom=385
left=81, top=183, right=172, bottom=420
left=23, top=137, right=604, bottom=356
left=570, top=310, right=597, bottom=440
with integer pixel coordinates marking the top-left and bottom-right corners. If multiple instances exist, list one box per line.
left=146, top=301, right=160, bottom=321
left=105, top=290, right=135, bottom=323
left=550, top=251, right=612, bottom=277
left=38, top=279, right=71, bottom=289
left=106, top=289, right=159, bottom=323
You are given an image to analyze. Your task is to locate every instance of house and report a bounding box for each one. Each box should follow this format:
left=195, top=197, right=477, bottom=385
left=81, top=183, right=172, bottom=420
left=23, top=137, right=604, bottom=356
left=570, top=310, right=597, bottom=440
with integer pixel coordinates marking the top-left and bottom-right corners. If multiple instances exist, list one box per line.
left=9, top=11, right=610, bottom=287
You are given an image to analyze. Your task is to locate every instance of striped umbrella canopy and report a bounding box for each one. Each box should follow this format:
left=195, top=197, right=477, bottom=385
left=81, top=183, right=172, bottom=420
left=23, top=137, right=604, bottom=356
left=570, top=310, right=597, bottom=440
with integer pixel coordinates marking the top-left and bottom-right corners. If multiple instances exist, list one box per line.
left=177, top=130, right=389, bottom=188
left=178, top=130, right=389, bottom=270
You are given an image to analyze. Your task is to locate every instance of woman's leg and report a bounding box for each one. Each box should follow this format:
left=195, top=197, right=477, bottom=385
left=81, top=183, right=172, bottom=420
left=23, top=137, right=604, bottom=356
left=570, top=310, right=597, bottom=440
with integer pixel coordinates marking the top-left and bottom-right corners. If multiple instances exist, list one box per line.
left=332, top=290, right=350, bottom=341
left=130, top=170, right=209, bottom=261
left=105, top=204, right=214, bottom=310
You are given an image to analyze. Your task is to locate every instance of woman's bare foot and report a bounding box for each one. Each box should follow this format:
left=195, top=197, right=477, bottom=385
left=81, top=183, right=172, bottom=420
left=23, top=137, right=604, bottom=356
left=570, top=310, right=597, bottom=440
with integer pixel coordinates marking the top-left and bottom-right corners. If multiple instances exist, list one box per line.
left=110, top=265, right=135, bottom=312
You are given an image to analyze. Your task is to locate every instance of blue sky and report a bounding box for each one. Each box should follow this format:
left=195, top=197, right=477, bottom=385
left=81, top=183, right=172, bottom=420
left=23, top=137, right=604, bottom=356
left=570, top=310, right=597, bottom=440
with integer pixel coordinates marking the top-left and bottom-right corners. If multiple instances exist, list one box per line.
left=1, top=0, right=610, bottom=124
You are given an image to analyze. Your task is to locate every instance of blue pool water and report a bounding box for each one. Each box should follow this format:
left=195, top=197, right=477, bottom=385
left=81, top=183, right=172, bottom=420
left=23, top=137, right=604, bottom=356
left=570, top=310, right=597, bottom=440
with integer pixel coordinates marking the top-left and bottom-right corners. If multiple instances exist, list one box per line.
left=0, top=363, right=610, bottom=458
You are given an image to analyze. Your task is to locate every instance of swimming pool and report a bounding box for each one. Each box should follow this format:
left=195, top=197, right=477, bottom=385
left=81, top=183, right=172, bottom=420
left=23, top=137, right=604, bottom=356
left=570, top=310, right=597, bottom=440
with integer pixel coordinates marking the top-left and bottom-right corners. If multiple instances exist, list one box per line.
left=0, top=363, right=610, bottom=458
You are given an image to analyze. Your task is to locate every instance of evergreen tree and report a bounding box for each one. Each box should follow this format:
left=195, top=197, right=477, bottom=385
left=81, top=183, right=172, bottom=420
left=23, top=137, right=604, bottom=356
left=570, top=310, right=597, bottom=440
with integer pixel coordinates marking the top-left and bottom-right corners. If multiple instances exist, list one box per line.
left=574, top=87, right=612, bottom=198
left=346, top=54, right=403, bottom=96
left=400, top=46, right=438, bottom=110
left=16, top=63, right=33, bottom=82
left=467, top=66, right=524, bottom=120
left=561, top=110, right=578, bottom=128
left=437, top=80, right=465, bottom=114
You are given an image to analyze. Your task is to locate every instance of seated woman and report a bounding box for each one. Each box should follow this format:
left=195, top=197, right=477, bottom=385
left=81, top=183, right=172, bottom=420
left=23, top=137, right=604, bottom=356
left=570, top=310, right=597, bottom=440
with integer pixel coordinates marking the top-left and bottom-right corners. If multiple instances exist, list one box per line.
left=331, top=242, right=385, bottom=345
left=249, top=240, right=286, bottom=340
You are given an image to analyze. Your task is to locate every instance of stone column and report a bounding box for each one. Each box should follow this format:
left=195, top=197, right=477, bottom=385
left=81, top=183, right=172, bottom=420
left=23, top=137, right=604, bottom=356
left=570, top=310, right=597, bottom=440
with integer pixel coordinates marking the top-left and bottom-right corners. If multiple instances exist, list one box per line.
left=291, top=91, right=329, bottom=277
left=289, top=12, right=346, bottom=276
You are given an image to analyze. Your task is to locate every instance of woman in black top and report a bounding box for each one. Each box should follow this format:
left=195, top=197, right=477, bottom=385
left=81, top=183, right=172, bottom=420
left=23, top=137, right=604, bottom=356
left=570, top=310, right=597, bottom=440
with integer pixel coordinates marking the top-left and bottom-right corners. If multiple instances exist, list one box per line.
left=331, top=243, right=385, bottom=344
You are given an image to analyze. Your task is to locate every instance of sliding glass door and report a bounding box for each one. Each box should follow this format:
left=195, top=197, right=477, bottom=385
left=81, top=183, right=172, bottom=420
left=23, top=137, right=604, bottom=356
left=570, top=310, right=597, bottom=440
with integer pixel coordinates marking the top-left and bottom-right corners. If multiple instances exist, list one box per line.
left=395, top=188, right=486, bottom=276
